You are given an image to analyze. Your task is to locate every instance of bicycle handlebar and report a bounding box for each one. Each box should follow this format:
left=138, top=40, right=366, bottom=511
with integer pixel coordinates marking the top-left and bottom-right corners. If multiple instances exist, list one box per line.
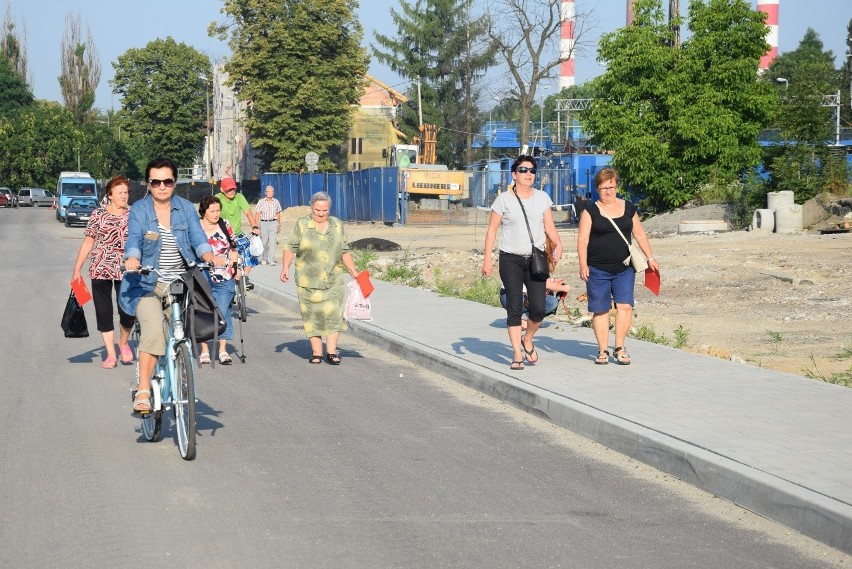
left=121, top=262, right=215, bottom=275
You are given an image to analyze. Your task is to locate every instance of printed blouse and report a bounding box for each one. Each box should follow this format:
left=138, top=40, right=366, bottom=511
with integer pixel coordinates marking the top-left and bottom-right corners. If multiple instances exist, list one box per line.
left=205, top=219, right=236, bottom=283
left=83, top=207, right=129, bottom=281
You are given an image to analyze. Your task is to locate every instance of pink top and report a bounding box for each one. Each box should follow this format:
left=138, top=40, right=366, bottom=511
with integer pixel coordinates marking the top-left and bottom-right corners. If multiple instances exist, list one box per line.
left=84, top=207, right=129, bottom=281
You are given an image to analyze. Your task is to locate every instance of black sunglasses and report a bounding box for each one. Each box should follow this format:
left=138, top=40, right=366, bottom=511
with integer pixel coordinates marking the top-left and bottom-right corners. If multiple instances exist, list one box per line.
left=516, top=166, right=537, bottom=174
left=148, top=178, right=176, bottom=188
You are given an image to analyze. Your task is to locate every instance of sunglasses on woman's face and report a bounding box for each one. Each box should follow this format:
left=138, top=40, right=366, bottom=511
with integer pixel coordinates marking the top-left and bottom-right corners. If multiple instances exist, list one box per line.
left=148, top=178, right=176, bottom=188
left=516, top=166, right=536, bottom=174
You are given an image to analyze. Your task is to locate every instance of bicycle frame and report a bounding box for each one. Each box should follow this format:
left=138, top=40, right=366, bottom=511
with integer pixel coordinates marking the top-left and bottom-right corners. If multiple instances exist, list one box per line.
left=130, top=267, right=201, bottom=460
left=150, top=282, right=193, bottom=413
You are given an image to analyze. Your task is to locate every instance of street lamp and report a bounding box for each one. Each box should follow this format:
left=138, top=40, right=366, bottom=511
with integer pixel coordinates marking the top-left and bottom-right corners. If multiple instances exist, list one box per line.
left=776, top=77, right=789, bottom=91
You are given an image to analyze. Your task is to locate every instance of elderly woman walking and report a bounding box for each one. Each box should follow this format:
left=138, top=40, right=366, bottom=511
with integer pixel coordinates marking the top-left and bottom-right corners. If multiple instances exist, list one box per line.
left=577, top=167, right=658, bottom=365
left=280, top=192, right=360, bottom=365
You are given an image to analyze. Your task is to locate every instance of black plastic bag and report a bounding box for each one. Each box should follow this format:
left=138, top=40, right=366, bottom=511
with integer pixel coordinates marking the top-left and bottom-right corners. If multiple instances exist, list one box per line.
left=61, top=291, right=89, bottom=338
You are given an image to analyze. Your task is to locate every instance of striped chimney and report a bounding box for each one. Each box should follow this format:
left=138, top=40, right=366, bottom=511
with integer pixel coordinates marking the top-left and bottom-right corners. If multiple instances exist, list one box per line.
left=757, top=0, right=779, bottom=72
left=559, top=0, right=575, bottom=89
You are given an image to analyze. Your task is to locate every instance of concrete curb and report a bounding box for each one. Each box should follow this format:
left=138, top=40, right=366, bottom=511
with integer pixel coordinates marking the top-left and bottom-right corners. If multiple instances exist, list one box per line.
left=252, top=282, right=852, bottom=555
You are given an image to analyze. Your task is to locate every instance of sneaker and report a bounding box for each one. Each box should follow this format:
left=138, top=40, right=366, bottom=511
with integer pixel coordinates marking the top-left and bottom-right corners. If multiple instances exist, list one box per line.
left=245, top=278, right=254, bottom=291
left=268, top=261, right=276, bottom=266
left=260, top=260, right=267, bottom=266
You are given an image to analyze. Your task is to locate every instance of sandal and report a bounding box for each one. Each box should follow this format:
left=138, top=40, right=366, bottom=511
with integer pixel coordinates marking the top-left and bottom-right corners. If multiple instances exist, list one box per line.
left=199, top=352, right=211, bottom=365
left=119, top=344, right=134, bottom=365
left=521, top=335, right=538, bottom=364
left=614, top=346, right=631, bottom=365
left=309, top=354, right=323, bottom=364
left=102, top=355, right=117, bottom=369
left=510, top=360, right=524, bottom=371
left=219, top=352, right=233, bottom=365
left=595, top=350, right=610, bottom=365
left=326, top=353, right=341, bottom=365
left=133, top=390, right=152, bottom=413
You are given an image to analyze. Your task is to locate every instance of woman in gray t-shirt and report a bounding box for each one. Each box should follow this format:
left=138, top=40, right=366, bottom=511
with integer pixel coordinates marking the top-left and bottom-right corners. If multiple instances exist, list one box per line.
left=481, top=155, right=563, bottom=371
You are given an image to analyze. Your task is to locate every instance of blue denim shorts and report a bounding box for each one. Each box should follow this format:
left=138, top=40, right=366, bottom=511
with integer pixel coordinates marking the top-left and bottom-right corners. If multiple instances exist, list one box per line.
left=586, top=266, right=635, bottom=313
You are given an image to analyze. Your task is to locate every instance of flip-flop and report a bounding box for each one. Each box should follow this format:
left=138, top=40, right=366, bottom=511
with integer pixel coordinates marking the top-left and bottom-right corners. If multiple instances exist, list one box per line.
left=510, top=360, right=524, bottom=371
left=522, top=336, right=538, bottom=364
left=119, top=344, right=134, bottom=365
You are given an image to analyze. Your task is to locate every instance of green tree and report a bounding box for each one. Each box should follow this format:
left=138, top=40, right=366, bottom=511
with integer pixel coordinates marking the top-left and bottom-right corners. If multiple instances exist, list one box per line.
left=59, top=12, right=101, bottom=126
left=583, top=0, right=773, bottom=210
left=110, top=38, right=211, bottom=174
left=0, top=101, right=76, bottom=189
left=1, top=5, right=29, bottom=86
left=0, top=54, right=32, bottom=114
left=211, top=0, right=368, bottom=172
left=765, top=28, right=842, bottom=199
left=373, top=0, right=495, bottom=166
left=583, top=0, right=679, bottom=207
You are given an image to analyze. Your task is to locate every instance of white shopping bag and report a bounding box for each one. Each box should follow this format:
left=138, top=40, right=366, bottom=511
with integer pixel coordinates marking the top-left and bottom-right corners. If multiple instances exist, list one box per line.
left=344, top=280, right=372, bottom=321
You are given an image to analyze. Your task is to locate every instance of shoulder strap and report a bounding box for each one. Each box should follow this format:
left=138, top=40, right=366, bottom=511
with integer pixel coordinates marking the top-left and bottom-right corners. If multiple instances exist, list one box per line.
left=597, top=201, right=631, bottom=247
left=217, top=218, right=237, bottom=249
left=512, top=190, right=536, bottom=247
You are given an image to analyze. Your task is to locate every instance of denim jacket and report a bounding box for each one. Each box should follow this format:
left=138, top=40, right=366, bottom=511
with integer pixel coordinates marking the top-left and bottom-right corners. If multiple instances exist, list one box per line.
left=119, top=194, right=213, bottom=315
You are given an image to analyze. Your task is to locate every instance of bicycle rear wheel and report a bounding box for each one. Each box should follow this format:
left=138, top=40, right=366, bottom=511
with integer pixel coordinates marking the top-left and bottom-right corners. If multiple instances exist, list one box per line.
left=173, top=342, right=197, bottom=460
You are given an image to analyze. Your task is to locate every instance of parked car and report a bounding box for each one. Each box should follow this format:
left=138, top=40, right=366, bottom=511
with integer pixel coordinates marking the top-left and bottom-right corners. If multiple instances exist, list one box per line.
left=18, top=188, right=55, bottom=207
left=0, top=187, right=16, bottom=208
left=64, top=197, right=99, bottom=227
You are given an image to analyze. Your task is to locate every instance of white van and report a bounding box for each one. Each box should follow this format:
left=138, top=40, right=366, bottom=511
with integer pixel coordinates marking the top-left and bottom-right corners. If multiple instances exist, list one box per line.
left=17, top=188, right=55, bottom=207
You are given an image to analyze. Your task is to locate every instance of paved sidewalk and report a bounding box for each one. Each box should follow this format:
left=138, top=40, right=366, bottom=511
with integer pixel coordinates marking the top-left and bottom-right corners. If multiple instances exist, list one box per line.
left=246, top=265, right=852, bottom=555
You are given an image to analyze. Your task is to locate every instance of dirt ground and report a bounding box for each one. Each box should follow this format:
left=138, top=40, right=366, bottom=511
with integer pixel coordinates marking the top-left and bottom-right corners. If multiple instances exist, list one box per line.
left=284, top=205, right=852, bottom=381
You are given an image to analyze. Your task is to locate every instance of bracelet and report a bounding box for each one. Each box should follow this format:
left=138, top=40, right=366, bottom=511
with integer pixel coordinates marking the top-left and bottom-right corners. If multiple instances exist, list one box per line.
left=252, top=226, right=259, bottom=230
left=648, top=257, right=655, bottom=262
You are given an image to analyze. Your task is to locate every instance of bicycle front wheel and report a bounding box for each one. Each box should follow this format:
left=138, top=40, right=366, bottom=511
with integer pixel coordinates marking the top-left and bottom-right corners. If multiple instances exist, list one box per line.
left=173, top=342, right=197, bottom=460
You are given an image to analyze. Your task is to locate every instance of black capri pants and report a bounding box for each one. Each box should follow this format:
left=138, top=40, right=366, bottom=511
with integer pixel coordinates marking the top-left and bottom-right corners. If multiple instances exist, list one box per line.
left=499, top=251, right=547, bottom=327
left=91, top=278, right=135, bottom=333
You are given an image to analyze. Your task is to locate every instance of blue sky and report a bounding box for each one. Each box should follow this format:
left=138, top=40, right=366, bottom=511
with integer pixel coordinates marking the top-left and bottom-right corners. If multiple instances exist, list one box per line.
left=10, top=0, right=850, bottom=110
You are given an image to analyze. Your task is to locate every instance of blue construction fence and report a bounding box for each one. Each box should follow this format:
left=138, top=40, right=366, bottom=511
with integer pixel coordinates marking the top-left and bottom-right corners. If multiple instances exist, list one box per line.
left=261, top=153, right=614, bottom=225
left=261, top=168, right=400, bottom=224
left=467, top=153, right=613, bottom=210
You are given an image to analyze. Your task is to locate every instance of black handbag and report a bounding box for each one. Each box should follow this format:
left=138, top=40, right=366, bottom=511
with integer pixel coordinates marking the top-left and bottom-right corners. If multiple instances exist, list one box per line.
left=512, top=190, right=549, bottom=282
left=61, top=291, right=89, bottom=338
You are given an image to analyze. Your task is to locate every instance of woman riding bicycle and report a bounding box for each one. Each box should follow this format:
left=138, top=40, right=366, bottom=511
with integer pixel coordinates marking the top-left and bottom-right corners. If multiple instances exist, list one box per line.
left=119, top=157, right=226, bottom=413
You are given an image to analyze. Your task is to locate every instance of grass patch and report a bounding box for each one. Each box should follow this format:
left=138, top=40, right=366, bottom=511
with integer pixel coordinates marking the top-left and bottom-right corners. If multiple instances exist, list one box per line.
left=380, top=249, right=424, bottom=287
left=803, top=355, right=852, bottom=387
left=672, top=324, right=690, bottom=349
left=352, top=247, right=377, bottom=272
left=434, top=270, right=502, bottom=306
left=630, top=324, right=670, bottom=346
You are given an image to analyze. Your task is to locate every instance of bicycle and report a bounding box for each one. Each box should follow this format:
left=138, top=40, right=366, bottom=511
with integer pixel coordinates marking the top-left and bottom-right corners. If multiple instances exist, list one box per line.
left=127, top=265, right=209, bottom=461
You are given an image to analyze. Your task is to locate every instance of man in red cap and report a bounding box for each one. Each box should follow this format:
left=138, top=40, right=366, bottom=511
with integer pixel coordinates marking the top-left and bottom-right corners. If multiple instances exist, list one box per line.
left=217, top=176, right=260, bottom=289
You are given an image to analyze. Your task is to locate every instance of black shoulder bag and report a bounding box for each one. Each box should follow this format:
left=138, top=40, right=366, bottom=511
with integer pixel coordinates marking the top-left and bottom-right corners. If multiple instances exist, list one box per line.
left=512, top=190, right=549, bottom=282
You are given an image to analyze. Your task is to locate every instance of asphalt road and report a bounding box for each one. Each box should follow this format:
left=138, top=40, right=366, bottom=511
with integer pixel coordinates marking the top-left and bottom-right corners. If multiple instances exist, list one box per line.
left=0, top=207, right=846, bottom=568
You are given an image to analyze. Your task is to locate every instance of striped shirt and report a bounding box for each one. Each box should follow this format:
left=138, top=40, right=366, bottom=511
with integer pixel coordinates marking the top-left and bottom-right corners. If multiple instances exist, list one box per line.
left=157, top=224, right=187, bottom=282
left=255, top=197, right=282, bottom=222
